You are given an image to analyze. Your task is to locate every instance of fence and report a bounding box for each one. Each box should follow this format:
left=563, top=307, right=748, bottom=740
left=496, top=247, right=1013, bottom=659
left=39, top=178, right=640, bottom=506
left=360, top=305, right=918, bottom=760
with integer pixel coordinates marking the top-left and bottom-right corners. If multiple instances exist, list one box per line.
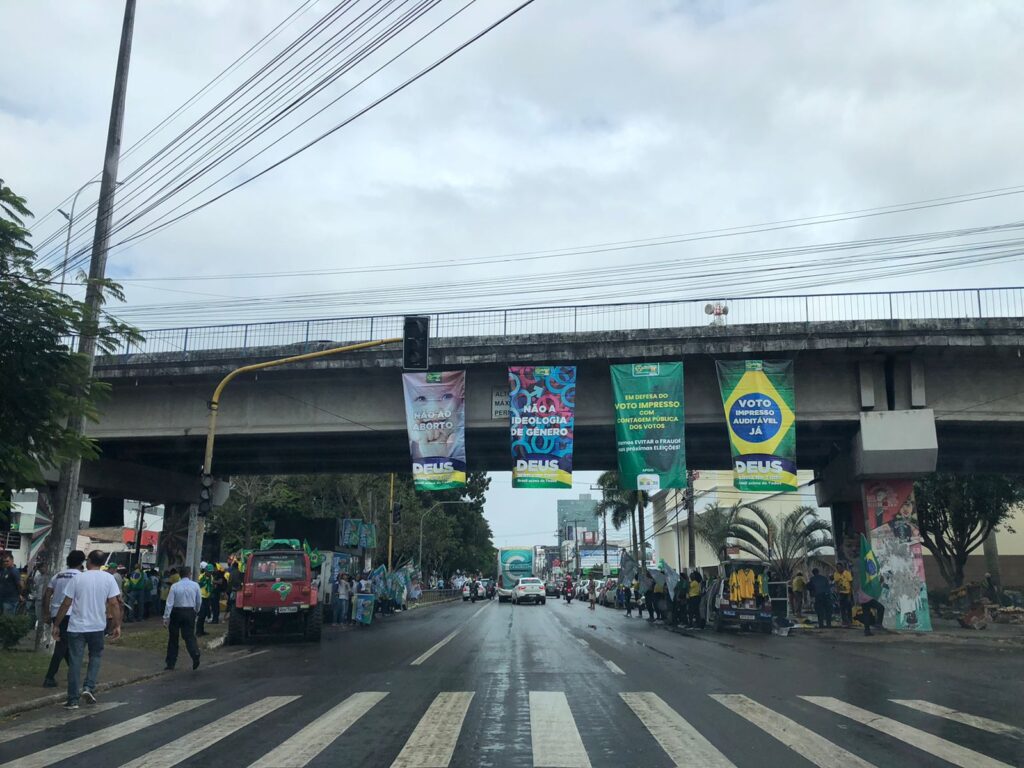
left=414, top=588, right=460, bottom=605
left=108, top=286, right=1024, bottom=357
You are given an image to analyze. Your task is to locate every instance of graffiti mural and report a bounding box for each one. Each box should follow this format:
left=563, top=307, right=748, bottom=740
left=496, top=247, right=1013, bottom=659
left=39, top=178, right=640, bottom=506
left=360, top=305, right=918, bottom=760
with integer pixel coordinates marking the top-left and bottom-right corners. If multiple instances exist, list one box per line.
left=862, top=480, right=931, bottom=632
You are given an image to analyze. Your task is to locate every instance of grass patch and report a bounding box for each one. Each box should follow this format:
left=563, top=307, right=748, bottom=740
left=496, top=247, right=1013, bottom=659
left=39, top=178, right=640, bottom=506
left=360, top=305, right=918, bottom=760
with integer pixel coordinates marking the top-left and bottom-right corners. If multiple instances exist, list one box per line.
left=0, top=650, right=51, bottom=688
left=114, top=627, right=168, bottom=653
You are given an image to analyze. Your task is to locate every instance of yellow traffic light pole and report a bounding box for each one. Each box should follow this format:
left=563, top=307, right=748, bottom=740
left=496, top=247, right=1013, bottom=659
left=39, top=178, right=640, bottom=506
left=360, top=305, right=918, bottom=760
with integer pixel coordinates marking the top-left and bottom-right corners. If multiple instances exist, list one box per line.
left=202, top=337, right=402, bottom=476
left=187, top=337, right=402, bottom=574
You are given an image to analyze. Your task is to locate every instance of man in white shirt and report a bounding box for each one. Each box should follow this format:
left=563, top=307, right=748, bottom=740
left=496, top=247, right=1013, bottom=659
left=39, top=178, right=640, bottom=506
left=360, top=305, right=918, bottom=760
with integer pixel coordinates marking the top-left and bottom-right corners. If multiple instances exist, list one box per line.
left=53, top=550, right=121, bottom=709
left=42, top=550, right=86, bottom=688
left=163, top=566, right=202, bottom=671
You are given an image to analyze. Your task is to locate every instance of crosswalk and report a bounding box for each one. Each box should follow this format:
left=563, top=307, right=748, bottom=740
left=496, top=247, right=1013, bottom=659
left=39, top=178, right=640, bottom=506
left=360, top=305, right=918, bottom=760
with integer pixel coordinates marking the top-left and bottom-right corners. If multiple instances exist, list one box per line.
left=0, top=690, right=1019, bottom=767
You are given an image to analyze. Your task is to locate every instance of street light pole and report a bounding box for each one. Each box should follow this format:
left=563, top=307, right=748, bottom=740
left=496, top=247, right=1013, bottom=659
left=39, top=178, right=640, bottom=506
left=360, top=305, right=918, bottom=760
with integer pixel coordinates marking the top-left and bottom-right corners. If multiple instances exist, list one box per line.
left=418, top=500, right=468, bottom=571
left=57, top=179, right=105, bottom=294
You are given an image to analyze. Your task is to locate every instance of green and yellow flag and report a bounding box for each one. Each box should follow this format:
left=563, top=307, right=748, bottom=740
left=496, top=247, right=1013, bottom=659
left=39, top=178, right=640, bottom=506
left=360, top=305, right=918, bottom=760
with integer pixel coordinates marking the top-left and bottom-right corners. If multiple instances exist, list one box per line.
left=715, top=359, right=797, bottom=491
left=859, top=534, right=883, bottom=599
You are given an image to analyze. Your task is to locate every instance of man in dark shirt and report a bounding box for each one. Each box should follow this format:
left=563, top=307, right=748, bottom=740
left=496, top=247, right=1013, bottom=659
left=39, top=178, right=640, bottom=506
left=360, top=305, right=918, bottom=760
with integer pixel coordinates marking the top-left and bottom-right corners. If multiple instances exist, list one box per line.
left=808, top=568, right=833, bottom=628
left=0, top=553, right=22, bottom=615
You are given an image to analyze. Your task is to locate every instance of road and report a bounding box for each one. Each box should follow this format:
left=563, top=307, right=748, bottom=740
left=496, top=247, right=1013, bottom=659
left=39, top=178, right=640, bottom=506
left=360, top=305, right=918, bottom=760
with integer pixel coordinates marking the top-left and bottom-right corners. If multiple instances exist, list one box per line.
left=2, top=596, right=1022, bottom=767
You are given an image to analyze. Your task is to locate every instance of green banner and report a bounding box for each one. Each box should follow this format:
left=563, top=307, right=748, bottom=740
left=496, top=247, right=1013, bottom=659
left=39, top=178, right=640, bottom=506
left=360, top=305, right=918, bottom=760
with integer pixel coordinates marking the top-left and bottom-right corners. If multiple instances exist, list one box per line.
left=610, top=362, right=686, bottom=491
left=716, top=359, right=797, bottom=492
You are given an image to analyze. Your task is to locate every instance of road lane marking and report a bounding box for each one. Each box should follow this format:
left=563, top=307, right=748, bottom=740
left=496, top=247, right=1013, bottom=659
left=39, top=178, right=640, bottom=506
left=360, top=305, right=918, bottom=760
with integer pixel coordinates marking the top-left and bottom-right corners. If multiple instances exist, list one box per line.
left=410, top=602, right=491, bottom=666
left=604, top=660, right=625, bottom=675
left=621, top=692, right=735, bottom=768
left=205, top=649, right=269, bottom=669
left=248, top=692, right=388, bottom=767
left=801, top=696, right=1013, bottom=768
left=391, top=691, right=473, bottom=768
left=0, top=699, right=211, bottom=768
left=576, top=638, right=589, bottom=647
left=120, top=696, right=299, bottom=768
left=530, top=691, right=591, bottom=768
left=890, top=699, right=1024, bottom=739
left=0, top=702, right=125, bottom=745
left=711, top=694, right=875, bottom=767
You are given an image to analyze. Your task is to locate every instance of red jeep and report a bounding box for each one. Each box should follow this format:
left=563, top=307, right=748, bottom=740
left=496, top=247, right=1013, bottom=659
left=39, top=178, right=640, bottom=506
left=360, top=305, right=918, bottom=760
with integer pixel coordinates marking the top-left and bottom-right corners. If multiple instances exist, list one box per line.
left=226, top=548, right=322, bottom=644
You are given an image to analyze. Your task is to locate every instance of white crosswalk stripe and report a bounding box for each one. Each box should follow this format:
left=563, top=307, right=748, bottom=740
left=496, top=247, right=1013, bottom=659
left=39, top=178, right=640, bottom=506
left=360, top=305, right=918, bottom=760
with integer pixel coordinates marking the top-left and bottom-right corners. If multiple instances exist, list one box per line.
left=530, top=691, right=591, bottom=768
left=119, top=695, right=299, bottom=768
left=711, top=694, right=876, bottom=767
left=890, top=699, right=1024, bottom=739
left=0, top=699, right=211, bottom=768
left=248, top=692, right=388, bottom=768
left=0, top=702, right=125, bottom=745
left=391, top=692, right=474, bottom=768
left=801, top=696, right=1014, bottom=768
left=621, top=692, right=735, bottom=768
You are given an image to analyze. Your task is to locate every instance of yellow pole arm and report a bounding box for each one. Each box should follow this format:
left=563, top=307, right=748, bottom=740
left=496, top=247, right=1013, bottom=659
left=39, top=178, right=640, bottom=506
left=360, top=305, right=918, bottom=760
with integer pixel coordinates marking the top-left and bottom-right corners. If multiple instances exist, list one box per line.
left=202, top=337, right=402, bottom=475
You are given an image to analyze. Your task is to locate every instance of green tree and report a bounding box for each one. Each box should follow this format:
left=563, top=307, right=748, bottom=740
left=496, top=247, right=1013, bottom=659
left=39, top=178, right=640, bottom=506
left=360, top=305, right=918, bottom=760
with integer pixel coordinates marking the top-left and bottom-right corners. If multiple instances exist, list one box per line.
left=914, top=473, right=1024, bottom=588
left=695, top=501, right=764, bottom=563
left=0, top=179, right=138, bottom=516
left=726, top=505, right=834, bottom=581
left=595, top=470, right=649, bottom=561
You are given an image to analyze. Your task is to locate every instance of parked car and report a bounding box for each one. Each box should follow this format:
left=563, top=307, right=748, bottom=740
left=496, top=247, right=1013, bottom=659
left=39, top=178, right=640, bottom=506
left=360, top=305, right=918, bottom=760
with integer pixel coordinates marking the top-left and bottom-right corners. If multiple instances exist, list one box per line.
left=706, top=561, right=773, bottom=634
left=545, top=581, right=561, bottom=597
left=512, top=577, right=546, bottom=605
left=599, top=578, right=619, bottom=607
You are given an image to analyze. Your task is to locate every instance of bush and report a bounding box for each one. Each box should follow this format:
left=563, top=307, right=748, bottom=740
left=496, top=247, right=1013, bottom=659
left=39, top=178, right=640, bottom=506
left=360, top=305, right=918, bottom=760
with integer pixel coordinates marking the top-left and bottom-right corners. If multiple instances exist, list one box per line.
left=0, top=614, right=34, bottom=649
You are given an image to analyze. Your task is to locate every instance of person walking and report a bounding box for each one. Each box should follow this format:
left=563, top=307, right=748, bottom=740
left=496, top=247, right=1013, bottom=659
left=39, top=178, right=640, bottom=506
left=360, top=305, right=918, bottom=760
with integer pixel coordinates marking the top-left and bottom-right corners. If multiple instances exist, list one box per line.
left=641, top=570, right=656, bottom=622
left=163, top=566, right=202, bottom=670
left=125, top=567, right=147, bottom=622
left=834, top=562, right=854, bottom=627
left=858, top=589, right=886, bottom=636
left=808, top=568, right=833, bottom=628
left=623, top=580, right=634, bottom=617
left=334, top=573, right=353, bottom=625
left=42, top=550, right=86, bottom=688
left=211, top=565, right=227, bottom=624
left=587, top=577, right=597, bottom=610
left=52, top=550, right=121, bottom=709
left=687, top=571, right=704, bottom=629
left=0, top=552, right=21, bottom=615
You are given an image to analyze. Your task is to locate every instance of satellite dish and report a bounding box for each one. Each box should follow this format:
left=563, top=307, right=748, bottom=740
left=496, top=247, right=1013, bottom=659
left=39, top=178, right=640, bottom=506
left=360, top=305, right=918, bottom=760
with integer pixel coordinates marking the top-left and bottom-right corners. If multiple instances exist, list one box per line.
left=704, top=304, right=714, bottom=315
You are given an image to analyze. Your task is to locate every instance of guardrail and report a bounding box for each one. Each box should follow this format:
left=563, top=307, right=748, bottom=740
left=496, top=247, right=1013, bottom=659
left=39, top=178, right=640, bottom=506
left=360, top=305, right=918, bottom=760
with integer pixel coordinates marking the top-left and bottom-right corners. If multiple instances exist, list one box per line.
left=106, top=286, right=1024, bottom=356
left=415, top=588, right=461, bottom=605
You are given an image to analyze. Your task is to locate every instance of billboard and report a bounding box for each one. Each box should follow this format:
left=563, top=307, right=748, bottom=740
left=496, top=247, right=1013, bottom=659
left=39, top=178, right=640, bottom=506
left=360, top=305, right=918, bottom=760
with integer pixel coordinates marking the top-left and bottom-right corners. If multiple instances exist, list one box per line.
left=715, top=359, right=797, bottom=491
left=610, top=362, right=686, bottom=492
left=402, top=371, right=467, bottom=491
left=509, top=366, right=576, bottom=488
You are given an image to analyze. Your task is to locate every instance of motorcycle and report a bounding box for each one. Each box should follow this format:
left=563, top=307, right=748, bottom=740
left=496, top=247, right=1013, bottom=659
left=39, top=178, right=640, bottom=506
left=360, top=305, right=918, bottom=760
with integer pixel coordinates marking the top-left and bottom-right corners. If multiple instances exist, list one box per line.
left=564, top=583, right=574, bottom=604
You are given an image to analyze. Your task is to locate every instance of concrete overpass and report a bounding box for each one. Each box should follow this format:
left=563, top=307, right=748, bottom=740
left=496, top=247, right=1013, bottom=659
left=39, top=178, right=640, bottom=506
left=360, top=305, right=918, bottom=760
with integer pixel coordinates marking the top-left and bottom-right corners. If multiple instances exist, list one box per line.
left=85, top=316, right=1024, bottom=487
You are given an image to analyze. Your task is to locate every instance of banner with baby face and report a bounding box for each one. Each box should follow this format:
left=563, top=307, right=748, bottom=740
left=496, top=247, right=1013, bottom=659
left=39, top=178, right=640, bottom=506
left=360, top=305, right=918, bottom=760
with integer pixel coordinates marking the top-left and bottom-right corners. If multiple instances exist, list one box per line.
left=402, top=371, right=467, bottom=491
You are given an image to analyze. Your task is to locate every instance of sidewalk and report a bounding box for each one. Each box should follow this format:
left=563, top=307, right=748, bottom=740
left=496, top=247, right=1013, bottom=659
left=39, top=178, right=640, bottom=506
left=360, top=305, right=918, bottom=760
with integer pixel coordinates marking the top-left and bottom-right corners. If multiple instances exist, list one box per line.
left=788, top=615, right=1024, bottom=646
left=0, top=615, right=232, bottom=718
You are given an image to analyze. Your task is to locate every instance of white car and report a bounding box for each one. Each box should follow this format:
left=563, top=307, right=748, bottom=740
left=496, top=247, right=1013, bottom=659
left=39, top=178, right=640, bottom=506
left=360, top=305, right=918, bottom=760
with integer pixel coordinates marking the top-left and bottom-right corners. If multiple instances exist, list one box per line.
left=512, top=577, right=546, bottom=605
left=462, top=581, right=486, bottom=601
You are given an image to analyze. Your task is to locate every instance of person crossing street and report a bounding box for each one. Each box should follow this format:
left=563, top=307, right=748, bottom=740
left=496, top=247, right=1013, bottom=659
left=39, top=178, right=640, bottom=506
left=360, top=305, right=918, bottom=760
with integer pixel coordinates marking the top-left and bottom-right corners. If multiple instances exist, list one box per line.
left=41, top=550, right=85, bottom=688
left=52, top=550, right=121, bottom=709
left=164, top=566, right=202, bottom=671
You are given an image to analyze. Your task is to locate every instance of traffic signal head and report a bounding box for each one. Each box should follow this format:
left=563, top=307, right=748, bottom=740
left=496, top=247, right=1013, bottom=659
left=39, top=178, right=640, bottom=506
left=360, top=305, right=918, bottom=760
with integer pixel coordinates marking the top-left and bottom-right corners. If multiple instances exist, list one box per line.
left=198, top=473, right=213, bottom=516
left=403, top=316, right=430, bottom=371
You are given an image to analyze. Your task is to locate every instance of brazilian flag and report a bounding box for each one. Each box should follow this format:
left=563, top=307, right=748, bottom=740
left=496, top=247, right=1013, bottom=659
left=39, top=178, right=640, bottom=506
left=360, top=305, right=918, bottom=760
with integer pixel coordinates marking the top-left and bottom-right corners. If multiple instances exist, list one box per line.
left=859, top=534, right=882, bottom=599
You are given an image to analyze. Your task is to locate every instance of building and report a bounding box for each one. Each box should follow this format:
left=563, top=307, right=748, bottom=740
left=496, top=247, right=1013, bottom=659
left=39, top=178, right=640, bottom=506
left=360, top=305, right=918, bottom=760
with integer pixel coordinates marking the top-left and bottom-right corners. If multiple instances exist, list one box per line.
left=650, top=470, right=831, bottom=574
left=1, top=490, right=164, bottom=568
left=557, top=494, right=600, bottom=541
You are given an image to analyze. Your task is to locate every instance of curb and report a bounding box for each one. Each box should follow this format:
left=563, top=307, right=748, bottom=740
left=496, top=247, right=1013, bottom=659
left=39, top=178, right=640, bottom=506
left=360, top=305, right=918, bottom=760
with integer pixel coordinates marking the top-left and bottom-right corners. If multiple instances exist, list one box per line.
left=409, top=597, right=462, bottom=610
left=0, top=669, right=167, bottom=720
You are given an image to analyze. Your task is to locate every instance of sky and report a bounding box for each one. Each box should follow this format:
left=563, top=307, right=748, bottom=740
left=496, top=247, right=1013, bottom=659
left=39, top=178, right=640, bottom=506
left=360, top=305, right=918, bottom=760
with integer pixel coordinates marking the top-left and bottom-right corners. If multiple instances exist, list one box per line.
left=4, top=0, right=1024, bottom=545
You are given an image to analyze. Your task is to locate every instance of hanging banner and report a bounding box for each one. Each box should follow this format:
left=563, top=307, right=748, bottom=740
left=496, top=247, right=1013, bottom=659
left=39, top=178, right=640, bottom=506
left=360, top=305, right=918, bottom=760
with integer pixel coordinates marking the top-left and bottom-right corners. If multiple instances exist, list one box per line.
left=402, top=371, right=467, bottom=491
left=358, top=522, right=378, bottom=549
left=509, top=366, right=576, bottom=488
left=610, top=362, right=686, bottom=492
left=341, top=519, right=362, bottom=548
left=716, top=359, right=797, bottom=492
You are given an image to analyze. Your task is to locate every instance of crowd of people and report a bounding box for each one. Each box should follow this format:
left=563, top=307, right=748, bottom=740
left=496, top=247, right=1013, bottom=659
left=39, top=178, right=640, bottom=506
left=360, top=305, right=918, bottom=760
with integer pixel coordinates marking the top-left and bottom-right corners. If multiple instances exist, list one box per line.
left=566, top=568, right=708, bottom=628
left=789, top=562, right=885, bottom=636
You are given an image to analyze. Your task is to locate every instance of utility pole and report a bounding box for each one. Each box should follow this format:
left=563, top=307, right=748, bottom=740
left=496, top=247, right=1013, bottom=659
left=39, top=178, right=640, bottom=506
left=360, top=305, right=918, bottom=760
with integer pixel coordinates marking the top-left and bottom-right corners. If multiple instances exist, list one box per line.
left=48, top=0, right=136, bottom=583
left=686, top=470, right=697, bottom=571
left=387, top=473, right=395, bottom=571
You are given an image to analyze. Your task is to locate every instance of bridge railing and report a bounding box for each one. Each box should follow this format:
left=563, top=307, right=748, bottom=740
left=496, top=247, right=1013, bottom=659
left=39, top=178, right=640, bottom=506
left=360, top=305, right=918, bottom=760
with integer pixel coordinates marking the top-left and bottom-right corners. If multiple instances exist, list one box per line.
left=104, top=286, right=1024, bottom=357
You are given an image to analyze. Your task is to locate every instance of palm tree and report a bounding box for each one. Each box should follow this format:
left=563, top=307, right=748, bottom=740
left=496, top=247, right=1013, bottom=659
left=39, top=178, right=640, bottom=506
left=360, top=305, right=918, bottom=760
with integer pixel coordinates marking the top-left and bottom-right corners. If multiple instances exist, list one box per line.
left=595, top=471, right=650, bottom=563
left=728, top=505, right=834, bottom=581
left=695, top=501, right=759, bottom=562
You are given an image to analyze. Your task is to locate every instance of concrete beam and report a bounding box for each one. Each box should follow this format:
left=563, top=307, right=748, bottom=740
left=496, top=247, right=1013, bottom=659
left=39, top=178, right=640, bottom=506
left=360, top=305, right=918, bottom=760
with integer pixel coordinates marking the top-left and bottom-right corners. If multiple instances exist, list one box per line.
left=854, top=409, right=938, bottom=478
left=42, top=459, right=229, bottom=506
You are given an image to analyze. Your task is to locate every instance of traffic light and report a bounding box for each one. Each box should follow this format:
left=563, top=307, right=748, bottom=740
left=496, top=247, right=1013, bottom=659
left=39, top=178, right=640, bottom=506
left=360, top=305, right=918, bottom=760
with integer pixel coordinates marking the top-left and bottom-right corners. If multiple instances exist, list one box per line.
left=403, top=315, right=430, bottom=371
left=198, top=472, right=214, bottom=516
left=392, top=502, right=402, bottom=525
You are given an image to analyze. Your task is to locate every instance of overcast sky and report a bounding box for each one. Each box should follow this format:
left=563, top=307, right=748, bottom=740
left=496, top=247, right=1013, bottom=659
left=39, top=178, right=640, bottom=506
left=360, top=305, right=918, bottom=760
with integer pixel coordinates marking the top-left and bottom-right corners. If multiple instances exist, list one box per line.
left=4, top=1, right=1023, bottom=544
